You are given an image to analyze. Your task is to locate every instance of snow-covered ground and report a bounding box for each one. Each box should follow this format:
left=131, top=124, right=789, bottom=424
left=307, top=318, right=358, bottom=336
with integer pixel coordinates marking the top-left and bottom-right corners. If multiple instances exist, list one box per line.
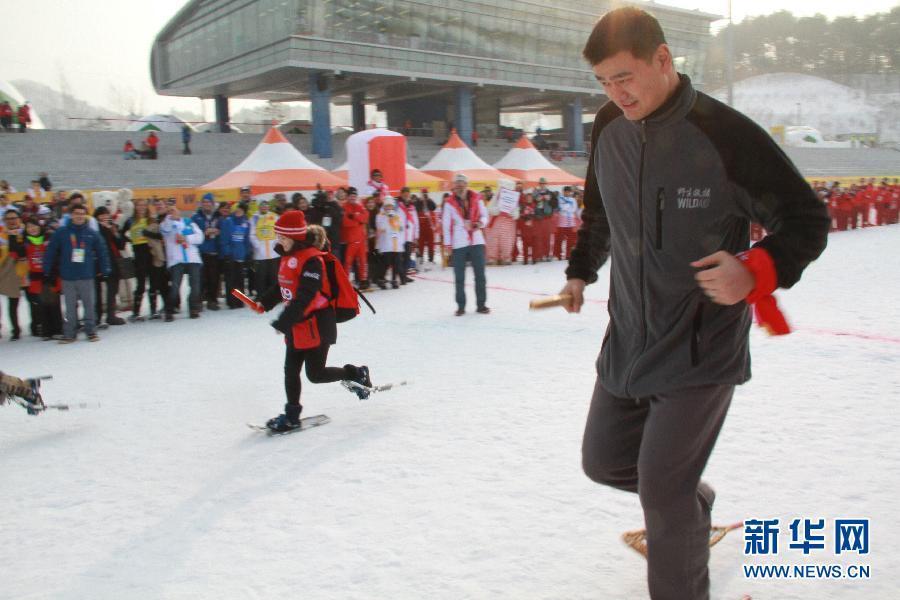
left=1, top=226, right=898, bottom=600
left=709, top=73, right=895, bottom=142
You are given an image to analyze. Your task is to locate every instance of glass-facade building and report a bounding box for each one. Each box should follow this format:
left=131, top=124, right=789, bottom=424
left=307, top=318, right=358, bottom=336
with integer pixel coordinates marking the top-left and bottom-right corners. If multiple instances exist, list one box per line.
left=152, top=0, right=717, bottom=153
left=154, top=0, right=714, bottom=95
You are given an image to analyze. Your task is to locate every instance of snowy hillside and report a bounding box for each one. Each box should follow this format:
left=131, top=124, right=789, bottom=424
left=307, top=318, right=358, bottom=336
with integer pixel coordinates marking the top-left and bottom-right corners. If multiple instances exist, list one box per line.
left=1, top=226, right=899, bottom=600
left=710, top=73, right=899, bottom=143
left=12, top=79, right=125, bottom=131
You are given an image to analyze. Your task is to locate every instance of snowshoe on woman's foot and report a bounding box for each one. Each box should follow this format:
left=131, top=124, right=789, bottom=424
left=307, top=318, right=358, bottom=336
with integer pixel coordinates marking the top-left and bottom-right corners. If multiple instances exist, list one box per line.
left=342, top=365, right=372, bottom=400
left=266, top=404, right=302, bottom=432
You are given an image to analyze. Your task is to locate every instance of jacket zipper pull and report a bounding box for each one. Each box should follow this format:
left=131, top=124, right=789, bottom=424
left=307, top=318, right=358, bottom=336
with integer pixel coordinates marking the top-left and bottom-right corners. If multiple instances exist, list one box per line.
left=641, top=120, right=647, bottom=144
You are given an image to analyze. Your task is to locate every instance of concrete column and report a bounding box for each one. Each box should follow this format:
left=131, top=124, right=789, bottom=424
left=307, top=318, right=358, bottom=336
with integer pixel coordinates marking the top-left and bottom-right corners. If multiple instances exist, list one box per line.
left=310, top=72, right=333, bottom=158
left=567, top=97, right=584, bottom=152
left=352, top=92, right=366, bottom=132
left=214, top=95, right=230, bottom=133
left=455, top=86, right=474, bottom=146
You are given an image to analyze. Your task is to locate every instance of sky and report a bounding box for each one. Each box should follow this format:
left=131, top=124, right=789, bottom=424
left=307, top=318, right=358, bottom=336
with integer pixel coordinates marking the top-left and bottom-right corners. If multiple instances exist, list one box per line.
left=0, top=0, right=897, bottom=117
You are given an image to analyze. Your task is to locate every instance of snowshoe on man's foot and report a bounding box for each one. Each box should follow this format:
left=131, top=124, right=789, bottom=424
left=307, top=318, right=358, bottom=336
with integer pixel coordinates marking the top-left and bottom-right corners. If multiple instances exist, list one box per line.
left=22, top=379, right=45, bottom=414
left=0, top=375, right=45, bottom=414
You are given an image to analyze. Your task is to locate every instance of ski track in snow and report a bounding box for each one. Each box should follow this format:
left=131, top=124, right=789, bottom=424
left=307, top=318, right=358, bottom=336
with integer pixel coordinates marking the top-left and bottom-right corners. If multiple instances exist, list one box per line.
left=1, top=225, right=898, bottom=600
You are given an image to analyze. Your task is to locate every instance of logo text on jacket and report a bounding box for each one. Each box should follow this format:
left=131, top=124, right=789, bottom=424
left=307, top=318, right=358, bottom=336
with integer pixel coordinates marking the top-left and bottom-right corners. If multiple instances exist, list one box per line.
left=676, top=187, right=711, bottom=209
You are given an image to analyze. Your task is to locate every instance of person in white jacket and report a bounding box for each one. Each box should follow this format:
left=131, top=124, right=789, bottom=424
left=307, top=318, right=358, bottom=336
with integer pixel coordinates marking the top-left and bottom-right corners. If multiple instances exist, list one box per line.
left=442, top=173, right=489, bottom=315
left=249, top=200, right=279, bottom=295
left=160, top=206, right=204, bottom=321
left=485, top=187, right=520, bottom=265
left=554, top=186, right=579, bottom=260
left=375, top=197, right=405, bottom=289
left=397, top=187, right=418, bottom=283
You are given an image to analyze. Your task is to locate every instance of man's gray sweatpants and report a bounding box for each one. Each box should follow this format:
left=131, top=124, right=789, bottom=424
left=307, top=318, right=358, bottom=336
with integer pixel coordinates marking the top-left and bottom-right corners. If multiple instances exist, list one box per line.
left=62, top=278, right=96, bottom=338
left=582, top=379, right=733, bottom=600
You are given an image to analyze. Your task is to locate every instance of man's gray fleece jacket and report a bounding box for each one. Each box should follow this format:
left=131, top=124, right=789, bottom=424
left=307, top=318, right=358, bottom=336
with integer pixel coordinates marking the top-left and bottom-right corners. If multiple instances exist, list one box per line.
left=566, top=75, right=830, bottom=398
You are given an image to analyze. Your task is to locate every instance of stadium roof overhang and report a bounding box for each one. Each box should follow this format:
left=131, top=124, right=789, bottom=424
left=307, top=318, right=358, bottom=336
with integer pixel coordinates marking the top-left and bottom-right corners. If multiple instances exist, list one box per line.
left=153, top=44, right=610, bottom=115
left=152, top=0, right=717, bottom=115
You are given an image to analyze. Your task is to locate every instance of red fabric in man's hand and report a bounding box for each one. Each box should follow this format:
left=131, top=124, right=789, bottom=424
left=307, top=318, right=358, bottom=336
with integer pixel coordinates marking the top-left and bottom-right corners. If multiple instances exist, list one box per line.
left=737, top=247, right=791, bottom=336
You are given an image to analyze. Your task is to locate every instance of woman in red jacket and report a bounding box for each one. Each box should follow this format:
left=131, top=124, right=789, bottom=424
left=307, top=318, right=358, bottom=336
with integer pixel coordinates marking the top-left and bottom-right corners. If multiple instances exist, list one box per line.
left=255, top=212, right=372, bottom=432
left=23, top=218, right=63, bottom=339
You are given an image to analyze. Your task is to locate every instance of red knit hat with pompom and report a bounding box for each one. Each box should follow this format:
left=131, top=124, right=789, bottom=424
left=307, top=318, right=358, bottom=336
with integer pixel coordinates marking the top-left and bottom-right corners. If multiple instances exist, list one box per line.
left=274, top=210, right=307, bottom=240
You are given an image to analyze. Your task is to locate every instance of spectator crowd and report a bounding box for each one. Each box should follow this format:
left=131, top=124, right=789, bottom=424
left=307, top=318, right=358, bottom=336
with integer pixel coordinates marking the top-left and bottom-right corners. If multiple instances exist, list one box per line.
left=812, top=178, right=899, bottom=231
left=1, top=170, right=896, bottom=341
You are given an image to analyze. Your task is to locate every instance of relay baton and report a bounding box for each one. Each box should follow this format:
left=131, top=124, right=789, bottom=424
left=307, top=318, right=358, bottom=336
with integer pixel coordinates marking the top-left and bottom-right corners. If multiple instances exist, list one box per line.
left=230, top=289, right=264, bottom=313
left=528, top=294, right=573, bottom=311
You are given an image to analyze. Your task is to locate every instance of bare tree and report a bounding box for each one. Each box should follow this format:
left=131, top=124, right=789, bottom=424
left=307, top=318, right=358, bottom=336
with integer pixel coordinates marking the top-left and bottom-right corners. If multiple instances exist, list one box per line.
left=55, top=61, right=72, bottom=130
left=262, top=100, right=290, bottom=126
left=108, top=83, right=145, bottom=123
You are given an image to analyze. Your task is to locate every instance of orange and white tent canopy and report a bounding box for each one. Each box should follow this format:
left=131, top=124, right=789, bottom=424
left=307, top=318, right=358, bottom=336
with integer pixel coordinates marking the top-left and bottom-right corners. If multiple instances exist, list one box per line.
left=492, top=136, right=585, bottom=188
left=333, top=162, right=447, bottom=193
left=200, top=127, right=345, bottom=194
left=419, top=131, right=512, bottom=190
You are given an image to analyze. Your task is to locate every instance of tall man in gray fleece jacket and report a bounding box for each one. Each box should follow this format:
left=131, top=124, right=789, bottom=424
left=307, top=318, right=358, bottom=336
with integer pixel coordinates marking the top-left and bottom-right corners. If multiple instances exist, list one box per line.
left=561, top=8, right=830, bottom=600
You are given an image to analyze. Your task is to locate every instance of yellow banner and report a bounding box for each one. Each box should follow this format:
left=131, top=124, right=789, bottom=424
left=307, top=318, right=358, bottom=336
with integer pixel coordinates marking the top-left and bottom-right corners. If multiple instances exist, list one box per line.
left=4, top=187, right=242, bottom=213
left=805, top=175, right=899, bottom=187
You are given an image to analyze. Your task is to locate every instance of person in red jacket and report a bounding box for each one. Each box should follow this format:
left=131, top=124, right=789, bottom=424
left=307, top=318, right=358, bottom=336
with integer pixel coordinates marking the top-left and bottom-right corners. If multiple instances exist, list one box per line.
left=849, top=187, right=864, bottom=229
left=253, top=213, right=372, bottom=432
left=340, top=187, right=370, bottom=289
left=0, top=101, right=13, bottom=132
left=415, top=189, right=437, bottom=263
left=145, top=131, right=159, bottom=159
left=836, top=189, right=853, bottom=231
left=16, top=103, right=31, bottom=133
left=23, top=218, right=63, bottom=339
left=873, top=181, right=891, bottom=226
left=825, top=190, right=840, bottom=232
left=123, top=139, right=138, bottom=160
left=517, top=192, right=537, bottom=264
left=887, top=186, right=900, bottom=225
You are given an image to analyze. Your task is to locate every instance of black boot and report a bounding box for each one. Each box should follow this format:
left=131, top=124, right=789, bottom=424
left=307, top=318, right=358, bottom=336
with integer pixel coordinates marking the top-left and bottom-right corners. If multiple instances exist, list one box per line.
left=130, top=292, right=144, bottom=321
left=343, top=365, right=372, bottom=400
left=355, top=365, right=372, bottom=388
left=149, top=293, right=160, bottom=319
left=266, top=403, right=302, bottom=432
left=10, top=309, right=20, bottom=340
